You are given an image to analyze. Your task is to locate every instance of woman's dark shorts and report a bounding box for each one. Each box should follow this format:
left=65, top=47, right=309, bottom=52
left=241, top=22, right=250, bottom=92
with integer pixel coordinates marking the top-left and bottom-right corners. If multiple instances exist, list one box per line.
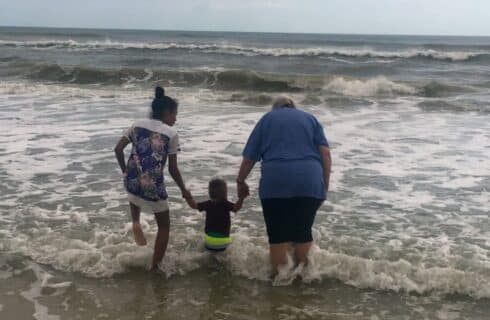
left=261, top=197, right=323, bottom=244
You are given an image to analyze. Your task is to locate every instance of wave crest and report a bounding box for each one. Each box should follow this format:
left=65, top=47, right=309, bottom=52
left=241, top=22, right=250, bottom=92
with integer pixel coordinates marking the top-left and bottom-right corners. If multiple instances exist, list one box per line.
left=1, top=39, right=488, bottom=62
left=0, top=57, right=477, bottom=99
left=20, top=61, right=298, bottom=92
left=325, top=76, right=416, bottom=97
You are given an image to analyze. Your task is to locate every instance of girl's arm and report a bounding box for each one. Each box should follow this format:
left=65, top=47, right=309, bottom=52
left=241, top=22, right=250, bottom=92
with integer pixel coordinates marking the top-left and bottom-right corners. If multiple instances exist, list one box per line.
left=318, top=145, right=332, bottom=193
left=114, top=136, right=130, bottom=174
left=168, top=154, right=191, bottom=199
left=185, top=196, right=198, bottom=210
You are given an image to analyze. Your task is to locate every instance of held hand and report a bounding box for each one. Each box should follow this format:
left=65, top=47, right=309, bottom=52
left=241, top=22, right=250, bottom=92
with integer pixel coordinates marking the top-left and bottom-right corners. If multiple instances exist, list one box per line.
left=184, top=196, right=194, bottom=207
left=237, top=181, right=250, bottom=199
left=181, top=188, right=192, bottom=200
left=238, top=187, right=248, bottom=199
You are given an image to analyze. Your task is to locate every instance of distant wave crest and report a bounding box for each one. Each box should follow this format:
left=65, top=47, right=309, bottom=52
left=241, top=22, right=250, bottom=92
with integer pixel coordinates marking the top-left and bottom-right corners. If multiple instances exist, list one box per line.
left=1, top=39, right=488, bottom=62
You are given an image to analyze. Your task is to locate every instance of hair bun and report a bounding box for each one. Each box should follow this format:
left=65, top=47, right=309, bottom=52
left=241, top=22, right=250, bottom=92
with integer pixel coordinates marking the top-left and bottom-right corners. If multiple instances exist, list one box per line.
left=155, top=86, right=165, bottom=99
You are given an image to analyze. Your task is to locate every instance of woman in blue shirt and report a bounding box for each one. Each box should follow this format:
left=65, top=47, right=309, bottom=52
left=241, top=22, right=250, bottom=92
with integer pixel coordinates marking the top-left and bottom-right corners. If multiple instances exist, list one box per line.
left=236, top=96, right=332, bottom=272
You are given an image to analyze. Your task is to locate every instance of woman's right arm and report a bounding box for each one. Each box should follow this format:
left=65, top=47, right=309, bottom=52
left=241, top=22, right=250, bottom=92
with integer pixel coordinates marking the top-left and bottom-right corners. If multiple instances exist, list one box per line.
left=238, top=116, right=264, bottom=199
left=236, top=157, right=255, bottom=198
left=114, top=136, right=130, bottom=174
left=318, top=145, right=332, bottom=193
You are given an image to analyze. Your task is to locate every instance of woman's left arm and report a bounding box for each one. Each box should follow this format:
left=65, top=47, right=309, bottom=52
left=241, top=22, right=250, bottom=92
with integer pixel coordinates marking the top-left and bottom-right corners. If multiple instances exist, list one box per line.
left=168, top=154, right=191, bottom=199
left=318, top=146, right=332, bottom=193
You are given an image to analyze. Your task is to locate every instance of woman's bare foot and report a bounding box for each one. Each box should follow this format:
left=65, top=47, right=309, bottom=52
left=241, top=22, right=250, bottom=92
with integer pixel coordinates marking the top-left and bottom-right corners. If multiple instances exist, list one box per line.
left=132, top=223, right=147, bottom=246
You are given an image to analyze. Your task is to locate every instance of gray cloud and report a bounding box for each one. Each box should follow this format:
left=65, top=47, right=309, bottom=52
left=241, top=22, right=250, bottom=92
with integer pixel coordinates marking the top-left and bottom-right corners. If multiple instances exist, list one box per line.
left=0, top=0, right=489, bottom=35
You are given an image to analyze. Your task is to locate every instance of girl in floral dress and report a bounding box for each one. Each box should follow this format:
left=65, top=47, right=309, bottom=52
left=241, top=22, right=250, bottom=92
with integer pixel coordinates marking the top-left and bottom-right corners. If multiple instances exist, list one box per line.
left=114, top=87, right=191, bottom=270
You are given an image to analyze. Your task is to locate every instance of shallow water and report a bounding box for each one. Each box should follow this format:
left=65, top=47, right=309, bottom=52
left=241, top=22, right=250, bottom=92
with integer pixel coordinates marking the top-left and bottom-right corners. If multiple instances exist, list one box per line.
left=2, top=253, right=489, bottom=320
left=0, top=28, right=489, bottom=319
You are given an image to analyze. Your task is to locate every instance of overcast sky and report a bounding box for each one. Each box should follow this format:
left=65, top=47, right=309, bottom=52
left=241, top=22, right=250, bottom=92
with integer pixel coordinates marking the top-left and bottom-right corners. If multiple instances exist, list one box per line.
left=1, top=0, right=489, bottom=36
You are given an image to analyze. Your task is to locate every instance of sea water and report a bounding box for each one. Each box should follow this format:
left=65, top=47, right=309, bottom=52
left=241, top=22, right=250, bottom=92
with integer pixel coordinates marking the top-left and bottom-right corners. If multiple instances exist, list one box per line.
left=0, top=27, right=489, bottom=319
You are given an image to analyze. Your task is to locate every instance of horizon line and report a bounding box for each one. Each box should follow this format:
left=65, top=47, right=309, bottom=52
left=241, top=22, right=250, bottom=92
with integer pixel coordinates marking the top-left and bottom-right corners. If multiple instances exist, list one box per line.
left=1, top=24, right=490, bottom=38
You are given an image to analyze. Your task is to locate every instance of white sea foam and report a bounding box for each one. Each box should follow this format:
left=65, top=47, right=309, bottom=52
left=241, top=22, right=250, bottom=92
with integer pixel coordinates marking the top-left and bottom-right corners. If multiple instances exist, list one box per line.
left=0, top=264, right=13, bottom=279
left=0, top=81, right=149, bottom=99
left=325, top=76, right=416, bottom=97
left=20, top=263, right=65, bottom=320
left=6, top=225, right=489, bottom=298
left=0, top=82, right=489, bottom=301
left=303, top=246, right=490, bottom=298
left=436, top=304, right=464, bottom=320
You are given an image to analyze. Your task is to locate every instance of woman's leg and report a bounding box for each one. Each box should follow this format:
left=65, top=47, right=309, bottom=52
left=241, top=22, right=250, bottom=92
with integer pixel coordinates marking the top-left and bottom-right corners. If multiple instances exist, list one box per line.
left=292, top=198, right=322, bottom=266
left=269, top=242, right=292, bottom=272
left=130, top=202, right=147, bottom=246
left=151, top=210, right=170, bottom=270
left=293, top=242, right=312, bottom=265
left=261, top=198, right=293, bottom=273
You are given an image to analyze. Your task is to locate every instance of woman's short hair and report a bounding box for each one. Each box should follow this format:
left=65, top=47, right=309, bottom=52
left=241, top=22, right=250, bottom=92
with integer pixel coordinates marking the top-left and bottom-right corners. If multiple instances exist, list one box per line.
left=272, top=96, right=295, bottom=110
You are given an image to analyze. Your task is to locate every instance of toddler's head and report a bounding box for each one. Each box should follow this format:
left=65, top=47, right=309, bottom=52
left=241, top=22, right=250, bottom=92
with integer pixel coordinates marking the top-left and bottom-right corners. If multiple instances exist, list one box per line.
left=208, top=178, right=227, bottom=202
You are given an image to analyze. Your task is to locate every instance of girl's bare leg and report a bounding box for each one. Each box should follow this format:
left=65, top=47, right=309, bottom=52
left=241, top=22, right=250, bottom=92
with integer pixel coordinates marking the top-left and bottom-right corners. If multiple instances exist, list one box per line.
left=130, top=202, right=147, bottom=246
left=151, top=210, right=170, bottom=270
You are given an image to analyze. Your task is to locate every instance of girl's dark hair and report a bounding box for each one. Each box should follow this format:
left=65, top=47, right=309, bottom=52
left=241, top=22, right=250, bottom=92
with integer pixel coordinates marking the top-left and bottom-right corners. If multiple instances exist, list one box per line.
left=151, top=86, right=178, bottom=120
left=208, top=178, right=227, bottom=202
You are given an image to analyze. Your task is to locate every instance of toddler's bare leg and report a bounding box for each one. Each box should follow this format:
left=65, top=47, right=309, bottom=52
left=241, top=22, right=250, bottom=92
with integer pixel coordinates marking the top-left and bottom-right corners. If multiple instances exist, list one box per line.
left=130, top=202, right=147, bottom=246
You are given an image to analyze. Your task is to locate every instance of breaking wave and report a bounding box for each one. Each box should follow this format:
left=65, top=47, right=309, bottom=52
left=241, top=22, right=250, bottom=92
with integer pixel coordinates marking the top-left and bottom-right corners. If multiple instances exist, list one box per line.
left=324, top=76, right=416, bottom=96
left=4, top=58, right=298, bottom=92
left=0, top=57, right=477, bottom=99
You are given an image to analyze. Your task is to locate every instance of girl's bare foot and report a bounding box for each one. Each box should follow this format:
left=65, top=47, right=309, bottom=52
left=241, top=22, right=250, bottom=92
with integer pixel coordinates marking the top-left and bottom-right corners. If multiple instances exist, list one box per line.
left=132, top=223, right=147, bottom=246
left=150, top=265, right=160, bottom=272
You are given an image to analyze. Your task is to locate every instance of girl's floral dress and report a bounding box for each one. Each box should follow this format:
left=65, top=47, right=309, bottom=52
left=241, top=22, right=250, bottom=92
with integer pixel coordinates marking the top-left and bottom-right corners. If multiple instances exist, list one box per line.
left=124, top=119, right=179, bottom=206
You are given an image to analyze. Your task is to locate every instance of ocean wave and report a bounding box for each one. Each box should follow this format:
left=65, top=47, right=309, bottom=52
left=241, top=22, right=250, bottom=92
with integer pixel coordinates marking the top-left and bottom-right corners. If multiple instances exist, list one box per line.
left=0, top=81, right=148, bottom=99
left=3, top=58, right=298, bottom=92
left=417, top=99, right=490, bottom=113
left=221, top=93, right=275, bottom=106
left=0, top=39, right=488, bottom=62
left=0, top=57, right=477, bottom=99
left=419, top=81, right=474, bottom=97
